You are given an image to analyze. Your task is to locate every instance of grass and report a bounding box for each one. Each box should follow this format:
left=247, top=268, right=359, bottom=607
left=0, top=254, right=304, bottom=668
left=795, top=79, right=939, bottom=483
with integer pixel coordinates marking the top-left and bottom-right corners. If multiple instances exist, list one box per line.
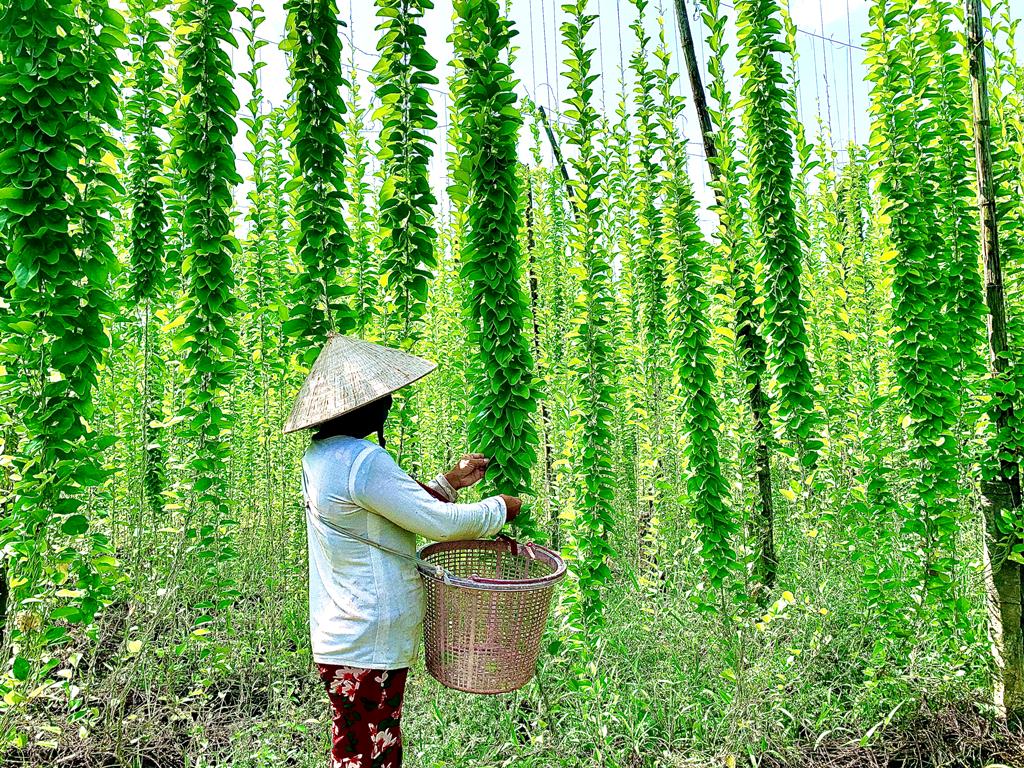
left=4, top=524, right=1016, bottom=768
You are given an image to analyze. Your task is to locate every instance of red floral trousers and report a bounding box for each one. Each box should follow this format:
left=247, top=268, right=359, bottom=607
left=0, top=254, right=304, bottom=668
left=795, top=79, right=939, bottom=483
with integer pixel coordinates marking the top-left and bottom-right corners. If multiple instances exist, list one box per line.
left=316, top=663, right=409, bottom=768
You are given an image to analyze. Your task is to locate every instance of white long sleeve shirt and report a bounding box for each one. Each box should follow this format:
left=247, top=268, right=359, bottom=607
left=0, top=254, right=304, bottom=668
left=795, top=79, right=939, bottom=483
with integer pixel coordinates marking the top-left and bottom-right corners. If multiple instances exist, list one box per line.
left=302, top=435, right=507, bottom=668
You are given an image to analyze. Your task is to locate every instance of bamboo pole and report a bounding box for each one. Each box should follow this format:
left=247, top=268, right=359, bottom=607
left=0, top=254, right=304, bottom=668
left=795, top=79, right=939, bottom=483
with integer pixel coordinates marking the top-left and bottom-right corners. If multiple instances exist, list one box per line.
left=966, top=0, right=1024, bottom=715
left=673, top=0, right=719, bottom=174
left=537, top=106, right=572, bottom=187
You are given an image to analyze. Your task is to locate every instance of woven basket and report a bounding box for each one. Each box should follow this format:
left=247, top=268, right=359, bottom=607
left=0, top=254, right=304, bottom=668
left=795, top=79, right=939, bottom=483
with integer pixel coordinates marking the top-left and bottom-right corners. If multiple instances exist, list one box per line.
left=417, top=537, right=565, bottom=694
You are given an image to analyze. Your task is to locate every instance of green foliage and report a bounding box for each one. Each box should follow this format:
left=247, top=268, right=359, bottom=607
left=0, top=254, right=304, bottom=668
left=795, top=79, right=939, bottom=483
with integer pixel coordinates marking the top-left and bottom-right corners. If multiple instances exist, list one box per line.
left=701, top=0, right=776, bottom=590
left=5, top=0, right=1024, bottom=756
left=736, top=0, right=821, bottom=464
left=125, top=0, right=170, bottom=521
left=700, top=0, right=763, bottom=388
left=627, top=0, right=667, bottom=363
left=171, top=0, right=242, bottom=640
left=626, top=0, right=670, bottom=577
left=343, top=68, right=379, bottom=336
left=560, top=0, right=616, bottom=630
left=864, top=0, right=979, bottom=620
left=373, top=0, right=438, bottom=472
left=923, top=0, right=986, bottom=383
left=0, top=0, right=124, bottom=672
left=125, top=0, right=168, bottom=304
left=606, top=77, right=642, bottom=524
left=654, top=24, right=737, bottom=595
left=240, top=0, right=276, bottom=346
left=239, top=2, right=289, bottom=404
left=452, top=0, right=539, bottom=510
left=374, top=0, right=439, bottom=346
left=281, top=0, right=354, bottom=362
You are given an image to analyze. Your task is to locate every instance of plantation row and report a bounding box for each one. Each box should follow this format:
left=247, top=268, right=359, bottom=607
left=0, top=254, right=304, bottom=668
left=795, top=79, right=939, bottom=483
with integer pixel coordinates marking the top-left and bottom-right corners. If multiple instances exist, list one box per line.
left=2, top=0, right=1024, bottom=759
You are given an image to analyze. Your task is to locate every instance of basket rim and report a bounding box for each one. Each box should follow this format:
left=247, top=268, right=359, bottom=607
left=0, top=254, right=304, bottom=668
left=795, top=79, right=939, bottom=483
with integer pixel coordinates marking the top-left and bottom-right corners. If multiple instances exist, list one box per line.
left=416, top=537, right=567, bottom=592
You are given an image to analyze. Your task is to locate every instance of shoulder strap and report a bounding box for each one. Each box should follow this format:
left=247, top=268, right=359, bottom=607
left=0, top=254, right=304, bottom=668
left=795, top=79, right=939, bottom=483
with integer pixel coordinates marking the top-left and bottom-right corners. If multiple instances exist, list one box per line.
left=306, top=499, right=447, bottom=581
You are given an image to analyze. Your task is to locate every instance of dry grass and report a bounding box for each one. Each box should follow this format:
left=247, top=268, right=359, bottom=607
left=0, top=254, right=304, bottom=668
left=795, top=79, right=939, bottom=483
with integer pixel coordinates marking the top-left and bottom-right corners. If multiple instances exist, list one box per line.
left=759, top=702, right=1024, bottom=768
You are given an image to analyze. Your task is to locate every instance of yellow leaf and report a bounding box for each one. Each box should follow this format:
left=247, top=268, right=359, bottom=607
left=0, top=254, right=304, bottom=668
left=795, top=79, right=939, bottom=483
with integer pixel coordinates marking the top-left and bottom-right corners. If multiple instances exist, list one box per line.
left=126, top=640, right=143, bottom=655
left=780, top=488, right=797, bottom=502
left=55, top=589, right=84, bottom=598
left=191, top=628, right=210, bottom=637
left=838, top=330, right=857, bottom=342
left=4, top=690, right=25, bottom=706
left=162, top=313, right=186, bottom=333
left=782, top=590, right=795, bottom=603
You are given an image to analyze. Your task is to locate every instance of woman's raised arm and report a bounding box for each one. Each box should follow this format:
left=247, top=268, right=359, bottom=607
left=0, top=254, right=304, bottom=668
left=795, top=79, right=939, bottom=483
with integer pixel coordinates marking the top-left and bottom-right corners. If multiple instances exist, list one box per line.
left=350, top=446, right=507, bottom=542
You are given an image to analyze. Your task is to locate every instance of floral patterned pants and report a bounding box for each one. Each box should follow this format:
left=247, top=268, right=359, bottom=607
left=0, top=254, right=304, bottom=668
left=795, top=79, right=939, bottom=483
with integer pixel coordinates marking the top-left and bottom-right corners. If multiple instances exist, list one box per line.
left=316, top=663, right=409, bottom=768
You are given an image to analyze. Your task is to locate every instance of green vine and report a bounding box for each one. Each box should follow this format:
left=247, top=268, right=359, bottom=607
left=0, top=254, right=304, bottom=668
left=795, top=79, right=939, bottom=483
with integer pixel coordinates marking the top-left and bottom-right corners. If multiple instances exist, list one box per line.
left=560, top=0, right=616, bottom=630
left=702, top=0, right=777, bottom=590
left=0, top=0, right=124, bottom=681
left=654, top=21, right=738, bottom=595
left=864, top=0, right=965, bottom=618
left=374, top=0, right=438, bottom=471
left=627, top=0, right=669, bottom=577
left=281, top=0, right=354, bottom=362
left=126, top=0, right=170, bottom=521
left=344, top=66, right=378, bottom=337
left=452, top=0, right=539, bottom=514
left=736, top=0, right=821, bottom=466
left=171, top=0, right=242, bottom=645
left=374, top=0, right=438, bottom=347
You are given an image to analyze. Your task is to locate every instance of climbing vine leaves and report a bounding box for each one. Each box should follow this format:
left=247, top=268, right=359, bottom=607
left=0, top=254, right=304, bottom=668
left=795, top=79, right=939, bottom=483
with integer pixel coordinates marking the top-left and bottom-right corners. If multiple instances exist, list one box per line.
left=172, top=0, right=242, bottom=643
left=0, top=0, right=124, bottom=675
left=282, top=0, right=354, bottom=361
left=452, top=0, right=539, bottom=511
left=560, top=0, right=616, bottom=630
left=736, top=0, right=820, bottom=465
left=3, top=0, right=1024, bottom=740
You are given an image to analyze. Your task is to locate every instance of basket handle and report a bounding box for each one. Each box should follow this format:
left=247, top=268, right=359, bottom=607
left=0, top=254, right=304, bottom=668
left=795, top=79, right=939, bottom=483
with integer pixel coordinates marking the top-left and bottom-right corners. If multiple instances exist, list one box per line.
left=494, top=533, right=545, bottom=562
left=495, top=532, right=520, bottom=557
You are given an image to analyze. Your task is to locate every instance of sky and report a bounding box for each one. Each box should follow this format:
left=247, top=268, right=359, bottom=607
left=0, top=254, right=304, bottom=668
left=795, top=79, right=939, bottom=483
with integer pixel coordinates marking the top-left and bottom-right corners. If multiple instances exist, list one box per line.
left=221, top=0, right=1024, bottom=220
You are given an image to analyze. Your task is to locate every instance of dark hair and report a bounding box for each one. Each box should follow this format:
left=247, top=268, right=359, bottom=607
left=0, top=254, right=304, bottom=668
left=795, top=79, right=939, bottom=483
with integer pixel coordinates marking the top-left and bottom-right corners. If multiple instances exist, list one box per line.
left=312, top=394, right=393, bottom=446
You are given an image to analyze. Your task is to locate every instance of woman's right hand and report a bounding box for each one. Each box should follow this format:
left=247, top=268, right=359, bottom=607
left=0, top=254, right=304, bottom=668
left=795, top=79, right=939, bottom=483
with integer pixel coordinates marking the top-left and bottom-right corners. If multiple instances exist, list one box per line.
left=499, top=495, right=522, bottom=523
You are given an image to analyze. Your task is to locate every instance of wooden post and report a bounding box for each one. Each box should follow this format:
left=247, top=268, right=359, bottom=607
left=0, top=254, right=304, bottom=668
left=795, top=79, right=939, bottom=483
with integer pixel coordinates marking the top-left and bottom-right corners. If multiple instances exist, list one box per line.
left=673, top=0, right=719, bottom=179
left=537, top=106, right=572, bottom=188
left=966, top=0, right=1024, bottom=715
left=672, top=0, right=777, bottom=590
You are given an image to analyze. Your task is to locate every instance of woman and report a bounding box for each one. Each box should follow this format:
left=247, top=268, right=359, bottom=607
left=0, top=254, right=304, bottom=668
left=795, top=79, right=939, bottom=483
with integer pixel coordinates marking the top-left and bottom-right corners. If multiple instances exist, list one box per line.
left=283, top=335, right=522, bottom=768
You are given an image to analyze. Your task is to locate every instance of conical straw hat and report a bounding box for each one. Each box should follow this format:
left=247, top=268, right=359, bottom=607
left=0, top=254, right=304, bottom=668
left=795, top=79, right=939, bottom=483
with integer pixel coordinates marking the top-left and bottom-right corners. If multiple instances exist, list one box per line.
left=283, top=334, right=437, bottom=434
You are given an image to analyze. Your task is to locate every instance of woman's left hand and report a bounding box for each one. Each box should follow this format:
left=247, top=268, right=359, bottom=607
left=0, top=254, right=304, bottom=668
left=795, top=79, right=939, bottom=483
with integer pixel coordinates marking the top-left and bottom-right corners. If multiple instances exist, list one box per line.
left=444, top=454, right=489, bottom=490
